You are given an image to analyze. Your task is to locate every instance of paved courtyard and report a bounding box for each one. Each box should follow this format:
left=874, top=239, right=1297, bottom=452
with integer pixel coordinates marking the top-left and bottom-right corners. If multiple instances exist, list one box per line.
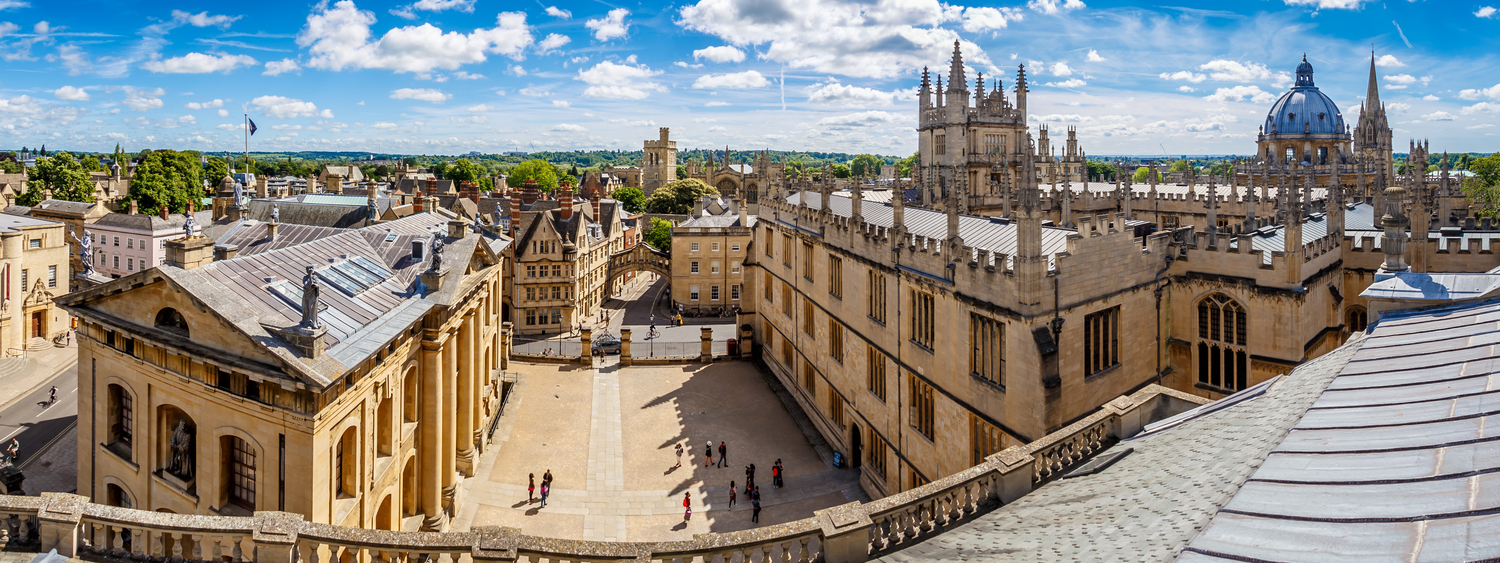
left=453, top=356, right=862, bottom=542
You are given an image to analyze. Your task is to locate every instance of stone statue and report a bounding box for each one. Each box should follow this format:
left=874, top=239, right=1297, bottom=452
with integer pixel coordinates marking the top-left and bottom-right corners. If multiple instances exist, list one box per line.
left=300, top=265, right=321, bottom=329
left=183, top=202, right=198, bottom=238
left=272, top=203, right=280, bottom=223
left=368, top=199, right=378, bottom=222
left=72, top=229, right=95, bottom=275
left=166, top=419, right=194, bottom=480
left=429, top=235, right=444, bottom=272
left=232, top=180, right=245, bottom=207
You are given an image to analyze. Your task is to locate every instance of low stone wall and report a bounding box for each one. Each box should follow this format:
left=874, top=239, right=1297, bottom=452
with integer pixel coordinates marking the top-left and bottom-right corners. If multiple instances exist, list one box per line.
left=0, top=385, right=1207, bottom=563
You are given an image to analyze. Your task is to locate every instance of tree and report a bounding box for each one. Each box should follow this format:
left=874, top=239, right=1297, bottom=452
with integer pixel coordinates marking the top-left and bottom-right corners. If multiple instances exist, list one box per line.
left=0, top=159, right=21, bottom=175
left=506, top=159, right=560, bottom=192
left=1132, top=166, right=1160, bottom=183
left=431, top=161, right=450, bottom=179
left=80, top=156, right=106, bottom=173
left=850, top=154, right=884, bottom=178
left=830, top=163, right=851, bottom=179
left=126, top=149, right=206, bottom=214
left=445, top=158, right=485, bottom=184
left=1168, top=160, right=1191, bottom=173
left=896, top=152, right=918, bottom=178
left=1462, top=153, right=1500, bottom=217
left=20, top=152, right=93, bottom=205
left=645, top=178, right=719, bottom=214
left=402, top=157, right=419, bottom=167
left=786, top=160, right=807, bottom=180
left=373, top=164, right=392, bottom=178
left=205, top=157, right=229, bottom=183
left=676, top=164, right=687, bottom=178
left=1085, top=161, right=1118, bottom=182
left=643, top=217, right=673, bottom=250
left=612, top=187, right=646, bottom=213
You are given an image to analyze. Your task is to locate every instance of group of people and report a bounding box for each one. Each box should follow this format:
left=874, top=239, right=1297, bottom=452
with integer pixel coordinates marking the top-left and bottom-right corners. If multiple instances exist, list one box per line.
left=527, top=470, right=554, bottom=508
left=675, top=441, right=787, bottom=524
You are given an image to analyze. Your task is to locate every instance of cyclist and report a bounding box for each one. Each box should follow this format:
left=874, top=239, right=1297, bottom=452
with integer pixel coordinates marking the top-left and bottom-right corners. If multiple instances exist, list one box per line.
left=49, top=386, right=57, bottom=404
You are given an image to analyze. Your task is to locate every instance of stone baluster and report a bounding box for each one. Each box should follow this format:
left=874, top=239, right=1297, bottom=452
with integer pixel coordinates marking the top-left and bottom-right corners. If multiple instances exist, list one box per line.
left=110, top=525, right=125, bottom=557
left=797, top=537, right=811, bottom=563
left=171, top=532, right=185, bottom=560
left=233, top=535, right=247, bottom=562
left=192, top=533, right=206, bottom=561
left=150, top=530, right=165, bottom=559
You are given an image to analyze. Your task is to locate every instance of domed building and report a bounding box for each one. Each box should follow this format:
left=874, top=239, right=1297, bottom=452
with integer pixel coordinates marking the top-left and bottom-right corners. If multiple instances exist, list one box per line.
left=1256, top=55, right=1354, bottom=166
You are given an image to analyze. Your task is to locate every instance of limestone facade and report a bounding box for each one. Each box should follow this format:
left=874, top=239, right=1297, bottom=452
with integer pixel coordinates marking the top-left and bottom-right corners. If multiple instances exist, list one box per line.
left=0, top=213, right=70, bottom=352
left=670, top=197, right=756, bottom=314
left=641, top=127, right=678, bottom=194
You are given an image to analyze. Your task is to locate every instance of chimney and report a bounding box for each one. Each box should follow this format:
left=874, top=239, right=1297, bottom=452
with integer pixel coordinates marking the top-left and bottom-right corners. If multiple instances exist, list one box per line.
left=213, top=244, right=240, bottom=261
left=559, top=184, right=574, bottom=221
left=128, top=200, right=138, bottom=215
left=160, top=205, right=169, bottom=221
left=425, top=178, right=436, bottom=197
left=164, top=236, right=214, bottom=269
left=328, top=174, right=343, bottom=194
left=591, top=191, right=601, bottom=220
left=522, top=180, right=538, bottom=205
left=449, top=219, right=467, bottom=239
left=256, top=176, right=268, bottom=198
left=413, top=187, right=426, bottom=213
left=468, top=182, right=480, bottom=204
left=509, top=197, right=520, bottom=238
left=42, top=188, right=51, bottom=201
left=267, top=221, right=278, bottom=241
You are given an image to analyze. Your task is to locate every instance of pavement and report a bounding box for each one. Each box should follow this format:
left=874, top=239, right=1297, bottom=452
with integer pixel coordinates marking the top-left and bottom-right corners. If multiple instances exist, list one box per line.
left=0, top=338, right=81, bottom=495
left=513, top=276, right=740, bottom=356
left=452, top=354, right=865, bottom=542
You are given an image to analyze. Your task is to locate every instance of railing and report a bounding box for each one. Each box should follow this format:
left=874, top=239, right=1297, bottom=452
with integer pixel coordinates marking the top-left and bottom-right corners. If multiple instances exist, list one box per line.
left=0, top=384, right=1207, bottom=563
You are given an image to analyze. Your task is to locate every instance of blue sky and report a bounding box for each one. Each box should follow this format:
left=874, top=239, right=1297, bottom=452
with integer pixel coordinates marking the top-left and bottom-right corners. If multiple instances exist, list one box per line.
left=1, top=0, right=1497, bottom=157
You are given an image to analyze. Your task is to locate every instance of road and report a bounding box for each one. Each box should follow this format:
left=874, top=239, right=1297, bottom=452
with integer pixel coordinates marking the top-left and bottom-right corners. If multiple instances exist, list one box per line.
left=0, top=364, right=78, bottom=469
left=514, top=275, right=740, bottom=356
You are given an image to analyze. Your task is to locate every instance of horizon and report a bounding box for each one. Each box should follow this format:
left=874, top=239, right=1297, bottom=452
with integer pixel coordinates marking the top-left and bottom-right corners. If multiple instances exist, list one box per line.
left=1, top=0, right=1497, bottom=156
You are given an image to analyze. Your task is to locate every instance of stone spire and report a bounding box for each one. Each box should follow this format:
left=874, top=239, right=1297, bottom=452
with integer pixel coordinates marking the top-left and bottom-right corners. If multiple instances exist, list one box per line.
left=1204, top=170, right=1219, bottom=246
left=1015, top=134, right=1046, bottom=308
left=851, top=177, right=864, bottom=223
left=947, top=41, right=966, bottom=92
left=892, top=179, right=906, bottom=236
left=1015, top=65, right=1028, bottom=117
left=1365, top=52, right=1382, bottom=110
left=1244, top=161, right=1259, bottom=231
left=1120, top=162, right=1133, bottom=219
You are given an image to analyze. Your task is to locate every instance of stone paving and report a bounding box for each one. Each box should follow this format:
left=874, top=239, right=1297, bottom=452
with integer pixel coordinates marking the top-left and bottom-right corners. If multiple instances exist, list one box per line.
left=453, top=356, right=863, bottom=542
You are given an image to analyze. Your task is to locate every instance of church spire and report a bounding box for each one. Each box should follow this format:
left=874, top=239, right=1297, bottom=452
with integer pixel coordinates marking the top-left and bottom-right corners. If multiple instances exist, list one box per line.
left=1366, top=52, right=1382, bottom=111
left=948, top=40, right=966, bottom=92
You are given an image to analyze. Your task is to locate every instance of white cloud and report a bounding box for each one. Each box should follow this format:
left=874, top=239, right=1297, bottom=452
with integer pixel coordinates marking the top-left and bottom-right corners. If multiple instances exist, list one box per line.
left=538, top=33, right=570, bottom=53
left=1177, top=85, right=1196, bottom=93
left=121, top=86, right=165, bottom=111
left=372, top=122, right=399, bottom=129
left=1199, top=59, right=1271, bottom=82
left=692, top=70, right=769, bottom=89
left=694, top=118, right=717, bottom=123
left=186, top=99, right=224, bottom=110
left=466, top=103, right=493, bottom=111
left=297, top=1, right=533, bottom=75
left=806, top=82, right=907, bottom=106
left=1384, top=74, right=1416, bottom=84
left=272, top=124, right=302, bottom=130
left=53, top=86, right=89, bottom=101
left=678, top=0, right=994, bottom=80
left=1458, top=84, right=1500, bottom=101
left=961, top=6, right=1022, bottom=32
left=143, top=52, right=257, bottom=74
left=1044, top=78, right=1086, bottom=88
left=414, top=0, right=474, bottom=12
left=451, top=115, right=486, bottom=123
left=216, top=123, right=240, bottom=130
left=1086, top=49, right=1105, bottom=63
left=1028, top=0, right=1085, bottom=14
left=1424, top=111, right=1454, bottom=121
left=1462, top=102, right=1500, bottom=114
left=545, top=6, right=571, bottom=18
left=705, top=101, right=730, bottom=107
left=264, top=58, right=301, bottom=75
left=1423, top=94, right=1440, bottom=101
left=519, top=87, right=550, bottom=97
left=584, top=8, right=629, bottom=41
left=1283, top=0, right=1367, bottom=9
left=146, top=10, right=241, bottom=33
left=817, top=110, right=903, bottom=128
left=693, top=46, right=745, bottom=63
left=1375, top=54, right=1404, bottom=67
left=577, top=60, right=664, bottom=99
left=551, top=123, right=587, bottom=132
left=391, top=87, right=450, bottom=102
left=1476, top=6, right=1496, bottom=18
left=552, top=100, right=570, bottom=108
left=0, top=1, right=29, bottom=10
left=1206, top=85, right=1273, bottom=104
left=1160, top=71, right=1206, bottom=83
left=218, top=109, right=229, bottom=117
left=251, top=95, right=333, bottom=118
left=1387, top=102, right=1410, bottom=112
left=1050, top=61, right=1072, bottom=76
left=1467, top=124, right=1496, bottom=129
left=509, top=65, right=527, bottom=76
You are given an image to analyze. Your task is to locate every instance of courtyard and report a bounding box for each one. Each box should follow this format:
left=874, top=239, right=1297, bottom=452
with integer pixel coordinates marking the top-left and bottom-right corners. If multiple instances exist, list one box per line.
left=452, top=356, right=862, bottom=542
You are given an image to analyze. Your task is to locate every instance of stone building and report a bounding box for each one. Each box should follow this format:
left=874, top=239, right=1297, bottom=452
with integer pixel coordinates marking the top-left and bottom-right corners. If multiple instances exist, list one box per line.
left=670, top=197, right=756, bottom=314
left=0, top=213, right=71, bottom=351
left=60, top=211, right=511, bottom=532
left=684, top=149, right=782, bottom=211
left=87, top=204, right=213, bottom=278
left=15, top=198, right=109, bottom=288
left=641, top=127, right=678, bottom=194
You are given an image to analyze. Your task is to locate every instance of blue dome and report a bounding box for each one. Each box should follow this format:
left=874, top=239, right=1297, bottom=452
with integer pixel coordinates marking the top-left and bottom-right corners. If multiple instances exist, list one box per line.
left=1264, top=57, right=1345, bottom=136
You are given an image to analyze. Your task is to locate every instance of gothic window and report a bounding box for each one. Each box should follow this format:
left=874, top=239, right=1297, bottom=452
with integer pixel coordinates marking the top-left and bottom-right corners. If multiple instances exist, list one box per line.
left=866, top=344, right=887, bottom=401
left=1346, top=307, right=1368, bottom=333
left=1197, top=294, right=1248, bottom=391
left=1084, top=307, right=1120, bottom=375
left=830, top=320, right=844, bottom=362
left=910, top=289, right=935, bottom=349
left=868, top=269, right=886, bottom=323
left=802, top=241, right=814, bottom=281
left=909, top=375, right=935, bottom=439
left=970, top=314, right=1005, bottom=386
left=970, top=414, right=1005, bottom=466
left=866, top=432, right=888, bottom=483
left=828, top=255, right=843, bottom=298
left=935, top=134, right=946, bottom=155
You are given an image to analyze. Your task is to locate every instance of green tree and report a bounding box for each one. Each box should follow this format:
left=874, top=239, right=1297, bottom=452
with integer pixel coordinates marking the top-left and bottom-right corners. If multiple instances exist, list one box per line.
left=643, top=217, right=673, bottom=250
left=645, top=178, right=719, bottom=214
left=506, top=159, right=560, bottom=192
left=850, top=154, right=884, bottom=178
left=1132, top=166, right=1161, bottom=183
left=80, top=156, right=105, bottom=173
left=611, top=186, right=646, bottom=213
left=0, top=160, right=21, bottom=175
left=676, top=164, right=687, bottom=178
left=830, top=163, right=851, bottom=179
left=205, top=157, right=229, bottom=183
left=896, top=152, right=918, bottom=178
left=1462, top=153, right=1500, bottom=217
left=431, top=161, right=450, bottom=179
left=1168, top=160, right=1190, bottom=173
left=126, top=150, right=206, bottom=214
left=373, top=164, right=392, bottom=178
left=786, top=160, right=807, bottom=180
left=20, top=152, right=93, bottom=205
left=445, top=158, right=485, bottom=184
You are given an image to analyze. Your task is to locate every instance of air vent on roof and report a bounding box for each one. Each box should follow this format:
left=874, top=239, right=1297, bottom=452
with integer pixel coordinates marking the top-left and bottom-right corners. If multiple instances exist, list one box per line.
left=412, top=241, right=424, bottom=260
left=264, top=276, right=275, bottom=283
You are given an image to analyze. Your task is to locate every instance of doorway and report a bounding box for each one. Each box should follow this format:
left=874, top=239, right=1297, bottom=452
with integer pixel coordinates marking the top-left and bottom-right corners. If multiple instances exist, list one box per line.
left=31, top=311, right=42, bottom=338
left=850, top=425, right=862, bottom=470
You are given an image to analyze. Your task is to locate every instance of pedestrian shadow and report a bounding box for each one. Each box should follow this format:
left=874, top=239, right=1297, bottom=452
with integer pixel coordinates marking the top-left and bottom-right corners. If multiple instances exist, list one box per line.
left=511, top=500, right=530, bottom=508
left=525, top=507, right=541, bottom=516
left=663, top=464, right=680, bottom=476
left=671, top=521, right=687, bottom=531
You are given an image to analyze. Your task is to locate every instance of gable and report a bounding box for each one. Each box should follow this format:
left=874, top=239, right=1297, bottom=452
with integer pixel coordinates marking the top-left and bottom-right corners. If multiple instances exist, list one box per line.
left=83, top=277, right=282, bottom=367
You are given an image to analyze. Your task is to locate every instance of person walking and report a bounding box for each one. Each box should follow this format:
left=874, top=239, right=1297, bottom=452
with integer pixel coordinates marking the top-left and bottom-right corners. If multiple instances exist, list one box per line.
left=773, top=459, right=784, bottom=487
left=683, top=492, right=692, bottom=520
left=729, top=481, right=737, bottom=508
left=717, top=441, right=727, bottom=468
left=543, top=469, right=553, bottom=493
left=528, top=473, right=536, bottom=503
left=674, top=442, right=684, bottom=468
left=751, top=493, right=761, bottom=523
left=745, top=463, right=756, bottom=494
left=704, top=441, right=713, bottom=467
left=539, top=482, right=549, bottom=508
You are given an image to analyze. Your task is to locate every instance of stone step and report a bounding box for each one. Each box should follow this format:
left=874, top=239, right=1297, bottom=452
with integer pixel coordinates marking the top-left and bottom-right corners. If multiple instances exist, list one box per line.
left=26, top=337, right=52, bottom=351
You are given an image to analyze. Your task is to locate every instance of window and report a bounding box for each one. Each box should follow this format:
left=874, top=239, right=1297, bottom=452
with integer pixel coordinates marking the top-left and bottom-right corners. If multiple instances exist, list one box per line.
left=803, top=298, right=815, bottom=337
left=866, top=433, right=888, bottom=483
left=731, top=261, right=741, bottom=274
left=829, top=392, right=845, bottom=430
left=764, top=271, right=774, bottom=302
left=526, top=309, right=537, bottom=325
left=910, top=468, right=928, bottom=490
left=782, top=234, right=792, bottom=266
left=909, top=375, right=935, bottom=439
left=20, top=268, right=26, bottom=289
left=802, top=241, right=814, bottom=281
left=1346, top=307, right=1368, bottom=333
left=866, top=345, right=886, bottom=401
left=1197, top=295, right=1247, bottom=391
left=127, top=258, right=134, bottom=272
left=711, top=261, right=720, bottom=274
left=984, top=134, right=1006, bottom=155
left=782, top=282, right=794, bottom=317
left=691, top=261, right=700, bottom=274
left=868, top=269, right=886, bottom=323
left=28, top=238, right=39, bottom=249
left=1084, top=307, right=1121, bottom=376
left=114, top=236, right=120, bottom=246
left=970, top=414, right=1006, bottom=466
left=781, top=335, right=794, bottom=368
left=550, top=286, right=561, bottom=300
left=731, top=284, right=740, bottom=301
left=127, top=238, right=133, bottom=249
left=47, top=265, right=57, bottom=288
left=935, top=133, right=946, bottom=155
left=712, top=242, right=720, bottom=252
left=552, top=265, right=561, bottom=277
left=113, top=255, right=119, bottom=269
left=691, top=242, right=700, bottom=252
left=336, top=428, right=357, bottom=498
left=802, top=357, right=816, bottom=393
left=1161, top=215, right=1180, bottom=229
left=526, top=287, right=535, bottom=300
left=910, top=289, right=934, bottom=349
left=765, top=227, right=774, bottom=257
left=830, top=320, right=844, bottom=362
left=227, top=436, right=256, bottom=509
left=108, top=385, right=133, bottom=451
left=732, top=243, right=741, bottom=252
left=690, top=285, right=700, bottom=301
left=970, top=314, right=1005, bottom=386
left=527, top=266, right=536, bottom=277
left=710, top=285, right=720, bottom=301
left=828, top=255, right=843, bottom=298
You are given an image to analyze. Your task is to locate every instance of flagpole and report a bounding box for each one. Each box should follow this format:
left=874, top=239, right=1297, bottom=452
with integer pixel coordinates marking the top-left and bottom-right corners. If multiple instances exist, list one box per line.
left=244, top=113, right=249, bottom=175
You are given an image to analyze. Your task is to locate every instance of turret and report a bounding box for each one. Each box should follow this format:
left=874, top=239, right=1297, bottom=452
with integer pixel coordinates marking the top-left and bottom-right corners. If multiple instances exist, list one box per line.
left=1015, top=65, right=1028, bottom=118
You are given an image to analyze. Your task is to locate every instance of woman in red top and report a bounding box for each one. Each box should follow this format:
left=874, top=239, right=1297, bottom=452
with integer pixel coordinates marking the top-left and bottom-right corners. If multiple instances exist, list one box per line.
left=683, top=492, right=692, bottom=520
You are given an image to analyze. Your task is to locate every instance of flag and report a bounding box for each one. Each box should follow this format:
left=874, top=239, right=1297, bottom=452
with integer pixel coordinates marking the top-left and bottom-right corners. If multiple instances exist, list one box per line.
left=248, top=118, right=258, bottom=136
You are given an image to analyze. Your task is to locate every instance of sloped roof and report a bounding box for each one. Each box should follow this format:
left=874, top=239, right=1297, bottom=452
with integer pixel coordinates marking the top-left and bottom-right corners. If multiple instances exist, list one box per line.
left=29, top=199, right=97, bottom=216
left=91, top=210, right=213, bottom=233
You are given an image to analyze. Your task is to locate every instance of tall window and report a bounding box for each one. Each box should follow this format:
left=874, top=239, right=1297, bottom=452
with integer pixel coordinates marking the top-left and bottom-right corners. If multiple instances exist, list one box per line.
left=765, top=226, right=774, bottom=257
left=782, top=234, right=793, bottom=266
left=828, top=392, right=845, bottom=430
left=108, top=384, right=133, bottom=454
left=781, top=335, right=794, bottom=368
left=909, top=375, right=935, bottom=439
left=934, top=134, right=946, bottom=155
left=731, top=284, right=740, bottom=301
left=48, top=265, right=56, bottom=287
left=1346, top=307, right=1368, bottom=333
left=1197, top=294, right=1247, bottom=391
left=984, top=134, right=1005, bottom=154
left=802, top=357, right=817, bottom=393
left=226, top=436, right=256, bottom=509
left=802, top=241, right=814, bottom=281
left=782, top=282, right=794, bottom=316
left=970, top=314, right=1005, bottom=386
left=829, top=320, right=844, bottom=362
left=868, top=269, right=886, bottom=323
left=828, top=255, right=843, bottom=298
left=1084, top=307, right=1120, bottom=376
left=764, top=271, right=773, bottom=302
left=910, top=289, right=935, bottom=349
left=710, top=285, right=720, bottom=301
left=866, top=432, right=888, bottom=483
left=803, top=298, right=815, bottom=337
left=336, top=428, right=357, bottom=498
left=866, top=344, right=886, bottom=401
left=970, top=414, right=1005, bottom=466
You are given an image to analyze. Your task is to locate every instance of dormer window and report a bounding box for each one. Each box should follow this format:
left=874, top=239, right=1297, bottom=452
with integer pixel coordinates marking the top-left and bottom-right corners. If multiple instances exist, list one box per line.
left=1287, top=112, right=1295, bottom=120
left=1318, top=113, right=1325, bottom=121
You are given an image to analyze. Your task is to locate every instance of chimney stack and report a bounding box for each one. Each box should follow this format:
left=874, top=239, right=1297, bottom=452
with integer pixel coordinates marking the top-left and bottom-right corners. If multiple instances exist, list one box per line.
left=559, top=184, right=574, bottom=221
left=413, top=185, right=426, bottom=213
left=509, top=197, right=520, bottom=238
left=160, top=205, right=169, bottom=221
left=128, top=199, right=138, bottom=215
left=328, top=174, right=343, bottom=194
left=522, top=180, right=538, bottom=205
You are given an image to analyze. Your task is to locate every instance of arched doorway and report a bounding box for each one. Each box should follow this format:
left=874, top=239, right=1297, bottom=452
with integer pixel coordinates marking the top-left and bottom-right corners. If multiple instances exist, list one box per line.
left=850, top=426, right=862, bottom=470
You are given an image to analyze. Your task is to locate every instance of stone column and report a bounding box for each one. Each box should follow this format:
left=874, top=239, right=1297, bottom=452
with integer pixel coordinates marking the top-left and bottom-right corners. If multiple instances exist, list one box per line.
left=620, top=328, right=632, bottom=366
left=442, top=330, right=458, bottom=508
left=700, top=327, right=713, bottom=363
left=579, top=327, right=592, bottom=364
left=419, top=339, right=447, bottom=531
left=457, top=313, right=476, bottom=476
left=500, top=322, right=513, bottom=370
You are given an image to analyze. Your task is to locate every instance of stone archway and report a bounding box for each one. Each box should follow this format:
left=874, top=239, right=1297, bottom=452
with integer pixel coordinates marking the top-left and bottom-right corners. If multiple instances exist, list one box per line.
left=604, top=244, right=671, bottom=296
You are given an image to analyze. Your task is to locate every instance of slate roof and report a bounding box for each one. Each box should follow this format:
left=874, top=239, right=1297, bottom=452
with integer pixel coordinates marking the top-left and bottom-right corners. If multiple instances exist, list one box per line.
left=29, top=199, right=97, bottom=216
left=246, top=198, right=372, bottom=229
left=91, top=210, right=213, bottom=233
left=213, top=221, right=350, bottom=256
left=678, top=213, right=757, bottom=229
left=0, top=213, right=59, bottom=232
left=395, top=178, right=454, bottom=194
left=1360, top=271, right=1500, bottom=302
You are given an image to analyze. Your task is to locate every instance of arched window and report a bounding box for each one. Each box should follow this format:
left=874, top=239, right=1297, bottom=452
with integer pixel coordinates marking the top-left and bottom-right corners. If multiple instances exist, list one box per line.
left=157, top=406, right=196, bottom=490
left=1346, top=306, right=1368, bottom=333
left=107, top=384, right=133, bottom=460
left=1197, top=294, right=1248, bottom=392
left=376, top=396, right=393, bottom=457
left=155, top=308, right=189, bottom=335
left=106, top=483, right=132, bottom=509
left=222, top=435, right=256, bottom=510
left=336, top=427, right=358, bottom=498
left=403, top=369, right=418, bottom=423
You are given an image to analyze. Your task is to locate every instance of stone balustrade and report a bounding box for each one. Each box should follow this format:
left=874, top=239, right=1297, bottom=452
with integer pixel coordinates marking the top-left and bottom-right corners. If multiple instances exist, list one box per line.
left=0, top=384, right=1205, bottom=563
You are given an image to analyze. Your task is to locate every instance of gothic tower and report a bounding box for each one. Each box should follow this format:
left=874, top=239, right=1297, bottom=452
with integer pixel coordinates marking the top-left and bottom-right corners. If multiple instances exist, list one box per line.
left=642, top=127, right=678, bottom=195
left=1353, top=54, right=1394, bottom=181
